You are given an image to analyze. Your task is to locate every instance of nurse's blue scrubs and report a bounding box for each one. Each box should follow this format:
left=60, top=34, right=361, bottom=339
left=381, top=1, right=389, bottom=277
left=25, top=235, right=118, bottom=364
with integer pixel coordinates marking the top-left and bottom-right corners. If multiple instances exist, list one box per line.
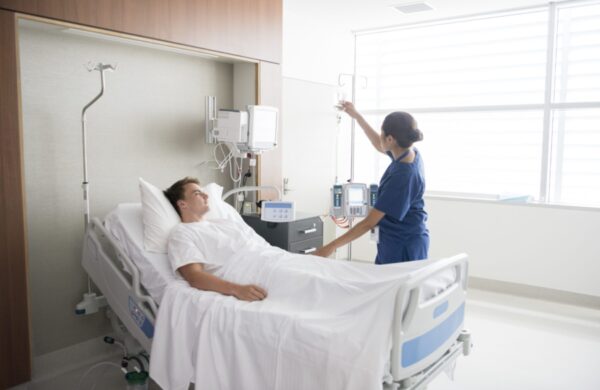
left=374, top=148, right=429, bottom=264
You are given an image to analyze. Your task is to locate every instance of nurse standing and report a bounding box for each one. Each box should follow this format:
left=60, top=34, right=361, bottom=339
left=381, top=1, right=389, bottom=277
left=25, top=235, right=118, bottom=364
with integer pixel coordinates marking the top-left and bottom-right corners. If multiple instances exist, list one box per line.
left=313, top=102, right=429, bottom=263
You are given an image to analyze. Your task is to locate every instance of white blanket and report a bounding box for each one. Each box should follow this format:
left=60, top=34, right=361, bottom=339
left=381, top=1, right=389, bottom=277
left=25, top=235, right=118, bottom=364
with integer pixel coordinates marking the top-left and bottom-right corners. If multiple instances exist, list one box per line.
left=150, top=244, right=446, bottom=390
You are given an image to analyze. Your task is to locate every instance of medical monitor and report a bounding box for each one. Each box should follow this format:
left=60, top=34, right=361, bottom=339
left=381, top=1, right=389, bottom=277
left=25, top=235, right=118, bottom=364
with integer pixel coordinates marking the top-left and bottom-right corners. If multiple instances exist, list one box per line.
left=347, top=187, right=365, bottom=205
left=215, top=109, right=248, bottom=144
left=341, top=183, right=369, bottom=218
left=247, top=105, right=278, bottom=152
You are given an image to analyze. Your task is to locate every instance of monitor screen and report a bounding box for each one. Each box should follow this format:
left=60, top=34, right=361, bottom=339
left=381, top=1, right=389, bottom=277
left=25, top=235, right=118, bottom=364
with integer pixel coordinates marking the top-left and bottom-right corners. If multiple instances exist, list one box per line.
left=264, top=202, right=292, bottom=209
left=248, top=105, right=278, bottom=150
left=348, top=187, right=364, bottom=205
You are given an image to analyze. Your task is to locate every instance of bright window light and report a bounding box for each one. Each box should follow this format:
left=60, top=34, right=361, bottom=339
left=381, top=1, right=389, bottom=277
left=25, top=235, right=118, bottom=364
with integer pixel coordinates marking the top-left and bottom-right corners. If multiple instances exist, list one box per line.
left=351, top=1, right=600, bottom=207
left=550, top=109, right=600, bottom=206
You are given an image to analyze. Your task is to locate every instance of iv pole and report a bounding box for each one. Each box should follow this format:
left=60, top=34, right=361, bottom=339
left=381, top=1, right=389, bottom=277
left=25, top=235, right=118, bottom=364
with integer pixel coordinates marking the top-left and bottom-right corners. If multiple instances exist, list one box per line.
left=338, top=34, right=366, bottom=261
left=80, top=62, right=116, bottom=296
left=81, top=62, right=116, bottom=232
left=337, top=34, right=359, bottom=261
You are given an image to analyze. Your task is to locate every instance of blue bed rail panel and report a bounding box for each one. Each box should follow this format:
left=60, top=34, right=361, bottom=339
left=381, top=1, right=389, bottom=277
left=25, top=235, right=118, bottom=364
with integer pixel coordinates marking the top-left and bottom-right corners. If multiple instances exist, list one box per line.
left=401, top=302, right=465, bottom=367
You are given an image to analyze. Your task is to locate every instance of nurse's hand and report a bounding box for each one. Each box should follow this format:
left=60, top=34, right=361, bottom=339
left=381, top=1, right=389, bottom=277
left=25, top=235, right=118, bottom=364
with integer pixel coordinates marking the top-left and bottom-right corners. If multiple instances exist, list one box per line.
left=341, top=101, right=360, bottom=119
left=313, top=245, right=335, bottom=258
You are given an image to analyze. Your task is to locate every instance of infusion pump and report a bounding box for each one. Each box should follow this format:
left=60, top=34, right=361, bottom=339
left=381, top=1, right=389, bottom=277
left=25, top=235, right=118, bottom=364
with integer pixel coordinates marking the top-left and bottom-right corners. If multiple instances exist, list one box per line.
left=330, top=183, right=378, bottom=218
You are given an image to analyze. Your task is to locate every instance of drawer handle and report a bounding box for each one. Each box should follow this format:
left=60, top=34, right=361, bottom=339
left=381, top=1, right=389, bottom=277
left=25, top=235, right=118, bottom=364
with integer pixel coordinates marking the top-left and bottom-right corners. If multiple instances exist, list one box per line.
left=301, top=247, right=317, bottom=254
left=301, top=228, right=317, bottom=234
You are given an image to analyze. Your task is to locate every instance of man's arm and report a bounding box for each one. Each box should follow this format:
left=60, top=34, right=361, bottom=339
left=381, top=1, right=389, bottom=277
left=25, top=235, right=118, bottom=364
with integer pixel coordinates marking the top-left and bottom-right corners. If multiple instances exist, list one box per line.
left=178, top=263, right=267, bottom=301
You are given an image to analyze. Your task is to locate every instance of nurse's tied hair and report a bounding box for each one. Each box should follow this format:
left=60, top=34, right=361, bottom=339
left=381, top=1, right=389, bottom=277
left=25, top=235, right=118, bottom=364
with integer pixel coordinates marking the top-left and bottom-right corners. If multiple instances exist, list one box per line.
left=382, top=111, right=423, bottom=148
left=164, top=176, right=200, bottom=217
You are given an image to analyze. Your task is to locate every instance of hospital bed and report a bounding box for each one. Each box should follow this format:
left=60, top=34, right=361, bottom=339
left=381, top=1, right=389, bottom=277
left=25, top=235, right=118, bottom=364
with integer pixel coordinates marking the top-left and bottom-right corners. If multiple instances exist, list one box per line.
left=82, top=202, right=472, bottom=389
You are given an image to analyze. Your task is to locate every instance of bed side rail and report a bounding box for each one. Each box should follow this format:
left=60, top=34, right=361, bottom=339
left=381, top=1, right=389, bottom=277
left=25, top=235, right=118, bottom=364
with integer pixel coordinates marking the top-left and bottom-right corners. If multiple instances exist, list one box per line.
left=87, top=218, right=158, bottom=315
left=390, top=253, right=469, bottom=380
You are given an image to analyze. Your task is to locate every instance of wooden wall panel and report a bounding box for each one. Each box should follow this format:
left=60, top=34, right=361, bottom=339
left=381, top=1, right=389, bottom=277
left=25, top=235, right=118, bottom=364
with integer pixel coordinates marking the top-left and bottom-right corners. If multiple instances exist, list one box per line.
left=0, top=0, right=282, bottom=63
left=0, top=10, right=31, bottom=388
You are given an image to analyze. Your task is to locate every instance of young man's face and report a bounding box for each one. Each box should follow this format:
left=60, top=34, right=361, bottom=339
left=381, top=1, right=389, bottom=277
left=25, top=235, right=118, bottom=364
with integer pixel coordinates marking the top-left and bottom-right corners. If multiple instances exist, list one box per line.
left=178, top=183, right=210, bottom=218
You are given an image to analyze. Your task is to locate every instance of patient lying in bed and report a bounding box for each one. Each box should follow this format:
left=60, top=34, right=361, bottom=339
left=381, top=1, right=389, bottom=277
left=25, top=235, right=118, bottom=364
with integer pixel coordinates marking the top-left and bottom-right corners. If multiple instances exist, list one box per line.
left=153, top=177, right=459, bottom=390
left=163, top=177, right=432, bottom=304
left=164, top=177, right=270, bottom=301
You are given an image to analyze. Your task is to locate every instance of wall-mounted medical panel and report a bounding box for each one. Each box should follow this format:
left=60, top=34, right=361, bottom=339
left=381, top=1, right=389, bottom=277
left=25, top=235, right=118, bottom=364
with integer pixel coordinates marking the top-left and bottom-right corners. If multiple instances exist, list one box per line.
left=0, top=0, right=282, bottom=63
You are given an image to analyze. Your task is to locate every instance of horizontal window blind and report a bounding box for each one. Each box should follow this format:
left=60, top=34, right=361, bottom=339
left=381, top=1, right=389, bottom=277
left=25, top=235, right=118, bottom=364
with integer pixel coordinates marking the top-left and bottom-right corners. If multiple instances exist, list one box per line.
left=355, top=11, right=549, bottom=109
left=554, top=3, right=600, bottom=103
left=550, top=109, right=600, bottom=206
left=350, top=1, right=600, bottom=207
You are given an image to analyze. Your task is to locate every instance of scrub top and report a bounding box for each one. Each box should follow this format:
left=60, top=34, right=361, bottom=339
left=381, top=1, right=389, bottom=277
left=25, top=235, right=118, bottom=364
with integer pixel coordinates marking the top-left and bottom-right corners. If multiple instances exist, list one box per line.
left=374, top=148, right=429, bottom=264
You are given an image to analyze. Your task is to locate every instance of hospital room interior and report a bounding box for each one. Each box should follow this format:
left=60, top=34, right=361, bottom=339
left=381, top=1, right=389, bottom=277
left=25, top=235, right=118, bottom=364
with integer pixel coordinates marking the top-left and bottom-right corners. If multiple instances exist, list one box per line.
left=1, top=0, right=600, bottom=389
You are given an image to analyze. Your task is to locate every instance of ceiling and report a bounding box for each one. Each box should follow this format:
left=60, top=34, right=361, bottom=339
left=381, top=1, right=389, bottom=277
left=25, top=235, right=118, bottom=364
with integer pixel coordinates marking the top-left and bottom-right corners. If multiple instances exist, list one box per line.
left=284, top=0, right=552, bottom=32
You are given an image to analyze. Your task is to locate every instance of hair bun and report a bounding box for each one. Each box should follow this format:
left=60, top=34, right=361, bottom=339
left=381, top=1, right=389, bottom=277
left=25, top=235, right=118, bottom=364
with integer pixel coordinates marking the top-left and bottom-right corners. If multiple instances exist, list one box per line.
left=412, top=128, right=423, bottom=142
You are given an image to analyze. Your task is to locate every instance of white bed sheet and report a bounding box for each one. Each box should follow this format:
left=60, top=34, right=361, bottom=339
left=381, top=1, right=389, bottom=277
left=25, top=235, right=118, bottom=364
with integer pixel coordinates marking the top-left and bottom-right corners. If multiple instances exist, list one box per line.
left=105, top=203, right=174, bottom=303
left=150, top=250, right=456, bottom=390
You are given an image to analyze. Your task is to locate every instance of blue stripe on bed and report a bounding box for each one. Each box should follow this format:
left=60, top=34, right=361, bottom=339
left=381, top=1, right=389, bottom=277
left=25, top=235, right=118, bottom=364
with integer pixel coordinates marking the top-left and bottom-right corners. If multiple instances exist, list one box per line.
left=433, top=300, right=449, bottom=319
left=401, top=302, right=465, bottom=367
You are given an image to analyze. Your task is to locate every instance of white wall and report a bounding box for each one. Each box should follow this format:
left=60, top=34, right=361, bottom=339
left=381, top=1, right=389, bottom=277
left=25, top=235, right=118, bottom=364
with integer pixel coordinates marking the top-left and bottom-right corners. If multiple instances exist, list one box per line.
left=280, top=78, right=337, bottom=211
left=427, top=199, right=600, bottom=297
left=350, top=199, right=600, bottom=297
left=19, top=21, right=235, bottom=357
left=282, top=0, right=354, bottom=84
left=281, top=2, right=356, bottom=242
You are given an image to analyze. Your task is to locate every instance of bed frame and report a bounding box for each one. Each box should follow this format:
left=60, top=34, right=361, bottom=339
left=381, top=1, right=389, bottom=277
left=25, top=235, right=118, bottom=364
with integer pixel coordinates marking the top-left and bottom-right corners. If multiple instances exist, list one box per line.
left=82, top=217, right=472, bottom=389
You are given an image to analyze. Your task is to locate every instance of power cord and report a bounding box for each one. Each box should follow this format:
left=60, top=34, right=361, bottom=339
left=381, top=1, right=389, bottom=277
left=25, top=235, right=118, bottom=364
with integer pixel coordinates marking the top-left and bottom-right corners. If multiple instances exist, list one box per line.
left=239, top=166, right=253, bottom=213
left=78, top=361, right=125, bottom=390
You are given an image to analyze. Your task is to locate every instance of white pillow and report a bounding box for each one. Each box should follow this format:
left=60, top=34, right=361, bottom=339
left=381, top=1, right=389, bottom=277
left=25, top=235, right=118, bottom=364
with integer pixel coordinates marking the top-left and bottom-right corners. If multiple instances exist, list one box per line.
left=139, top=178, right=242, bottom=253
left=202, top=183, right=245, bottom=224
left=139, top=178, right=180, bottom=253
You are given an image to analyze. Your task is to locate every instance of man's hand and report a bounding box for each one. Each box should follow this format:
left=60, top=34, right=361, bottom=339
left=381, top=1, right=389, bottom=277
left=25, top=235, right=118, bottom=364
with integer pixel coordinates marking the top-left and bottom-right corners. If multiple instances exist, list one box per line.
left=232, top=284, right=268, bottom=301
left=341, top=101, right=360, bottom=119
left=179, top=263, right=267, bottom=301
left=313, top=244, right=335, bottom=258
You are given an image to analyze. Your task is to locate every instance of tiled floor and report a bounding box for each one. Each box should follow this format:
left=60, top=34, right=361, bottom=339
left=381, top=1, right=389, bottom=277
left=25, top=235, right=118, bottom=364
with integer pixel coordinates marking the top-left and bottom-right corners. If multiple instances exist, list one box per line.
left=13, top=288, right=600, bottom=389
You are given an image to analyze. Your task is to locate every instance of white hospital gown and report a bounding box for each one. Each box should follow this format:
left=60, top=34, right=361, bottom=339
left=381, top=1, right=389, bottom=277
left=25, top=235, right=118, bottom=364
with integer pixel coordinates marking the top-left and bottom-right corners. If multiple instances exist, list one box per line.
left=167, top=219, right=273, bottom=277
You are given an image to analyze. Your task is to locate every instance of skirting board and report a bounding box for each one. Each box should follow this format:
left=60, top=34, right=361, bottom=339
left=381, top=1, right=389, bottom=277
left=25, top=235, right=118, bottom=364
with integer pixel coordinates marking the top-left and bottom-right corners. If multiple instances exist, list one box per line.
left=468, top=276, right=600, bottom=309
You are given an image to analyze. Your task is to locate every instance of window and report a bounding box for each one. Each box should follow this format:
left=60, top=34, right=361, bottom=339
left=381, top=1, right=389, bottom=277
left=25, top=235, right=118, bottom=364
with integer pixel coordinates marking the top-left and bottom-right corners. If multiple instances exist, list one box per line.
left=351, top=1, right=600, bottom=207
left=550, top=109, right=600, bottom=205
left=549, top=3, right=600, bottom=205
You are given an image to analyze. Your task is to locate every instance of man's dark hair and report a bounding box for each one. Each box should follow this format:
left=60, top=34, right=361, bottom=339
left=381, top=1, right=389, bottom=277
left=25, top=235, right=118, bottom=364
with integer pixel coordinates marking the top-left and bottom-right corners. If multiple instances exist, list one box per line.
left=381, top=111, right=423, bottom=148
left=164, top=177, right=200, bottom=216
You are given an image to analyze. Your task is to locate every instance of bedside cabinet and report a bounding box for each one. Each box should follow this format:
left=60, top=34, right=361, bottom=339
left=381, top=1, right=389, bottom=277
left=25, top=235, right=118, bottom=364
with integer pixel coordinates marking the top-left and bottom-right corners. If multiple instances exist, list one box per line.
left=242, top=213, right=323, bottom=255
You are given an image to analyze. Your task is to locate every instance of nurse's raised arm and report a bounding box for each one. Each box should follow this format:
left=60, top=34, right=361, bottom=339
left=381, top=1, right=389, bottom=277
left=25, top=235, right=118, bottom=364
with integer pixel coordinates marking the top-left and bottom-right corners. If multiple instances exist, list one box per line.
left=341, top=101, right=386, bottom=155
